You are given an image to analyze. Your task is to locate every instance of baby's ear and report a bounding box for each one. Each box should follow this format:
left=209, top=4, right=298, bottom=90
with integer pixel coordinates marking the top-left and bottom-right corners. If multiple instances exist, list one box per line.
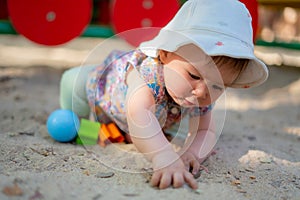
left=158, top=50, right=170, bottom=64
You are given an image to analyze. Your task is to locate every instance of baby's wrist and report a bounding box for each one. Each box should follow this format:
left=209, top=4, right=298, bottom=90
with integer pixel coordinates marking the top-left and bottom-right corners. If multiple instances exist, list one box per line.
left=152, top=150, right=178, bottom=161
left=152, top=150, right=180, bottom=169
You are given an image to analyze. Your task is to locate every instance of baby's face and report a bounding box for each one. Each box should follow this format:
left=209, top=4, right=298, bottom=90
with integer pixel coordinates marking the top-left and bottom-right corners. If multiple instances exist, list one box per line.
left=162, top=49, right=239, bottom=107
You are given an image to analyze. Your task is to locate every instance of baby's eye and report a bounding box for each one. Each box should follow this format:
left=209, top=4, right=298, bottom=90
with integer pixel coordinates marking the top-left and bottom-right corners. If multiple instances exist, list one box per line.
left=188, top=72, right=201, bottom=80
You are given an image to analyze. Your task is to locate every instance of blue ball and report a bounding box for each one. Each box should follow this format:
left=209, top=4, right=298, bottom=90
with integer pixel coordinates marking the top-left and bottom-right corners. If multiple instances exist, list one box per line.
left=46, top=109, right=80, bottom=142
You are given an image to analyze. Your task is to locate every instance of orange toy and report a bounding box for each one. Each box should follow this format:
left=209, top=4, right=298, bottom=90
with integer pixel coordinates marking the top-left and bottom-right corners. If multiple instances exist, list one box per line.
left=98, top=123, right=124, bottom=147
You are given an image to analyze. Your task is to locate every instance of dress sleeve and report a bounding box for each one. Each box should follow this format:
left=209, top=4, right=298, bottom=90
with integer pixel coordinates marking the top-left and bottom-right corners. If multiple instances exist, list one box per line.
left=127, top=50, right=165, bottom=101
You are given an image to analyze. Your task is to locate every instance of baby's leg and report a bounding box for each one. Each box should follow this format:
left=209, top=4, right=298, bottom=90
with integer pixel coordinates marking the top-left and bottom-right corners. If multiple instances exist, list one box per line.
left=60, top=65, right=96, bottom=118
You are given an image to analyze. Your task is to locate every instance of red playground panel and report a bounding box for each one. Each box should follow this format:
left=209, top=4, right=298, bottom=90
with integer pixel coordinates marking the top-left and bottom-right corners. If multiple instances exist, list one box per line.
left=5, top=0, right=258, bottom=46
left=111, top=0, right=180, bottom=46
left=8, top=0, right=92, bottom=46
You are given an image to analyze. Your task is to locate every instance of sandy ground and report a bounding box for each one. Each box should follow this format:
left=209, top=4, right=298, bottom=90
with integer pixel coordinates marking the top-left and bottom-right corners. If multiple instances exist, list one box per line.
left=0, top=35, right=299, bottom=200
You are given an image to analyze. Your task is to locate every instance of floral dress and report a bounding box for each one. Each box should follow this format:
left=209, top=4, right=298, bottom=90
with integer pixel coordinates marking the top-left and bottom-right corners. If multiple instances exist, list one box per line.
left=86, top=49, right=212, bottom=133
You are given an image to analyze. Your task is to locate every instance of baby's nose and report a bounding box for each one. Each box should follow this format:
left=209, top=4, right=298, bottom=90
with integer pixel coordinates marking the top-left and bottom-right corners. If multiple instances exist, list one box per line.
left=192, top=87, right=208, bottom=99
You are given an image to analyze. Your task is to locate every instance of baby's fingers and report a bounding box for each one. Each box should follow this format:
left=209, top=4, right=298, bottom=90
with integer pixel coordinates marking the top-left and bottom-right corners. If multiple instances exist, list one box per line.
left=172, top=172, right=185, bottom=188
left=150, top=171, right=162, bottom=188
left=159, top=173, right=172, bottom=189
left=189, top=159, right=201, bottom=175
left=184, top=171, right=198, bottom=190
left=151, top=171, right=173, bottom=189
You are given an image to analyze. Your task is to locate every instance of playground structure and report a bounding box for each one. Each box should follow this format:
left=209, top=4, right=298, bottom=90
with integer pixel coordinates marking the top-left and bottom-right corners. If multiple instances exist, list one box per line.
left=0, top=0, right=300, bottom=48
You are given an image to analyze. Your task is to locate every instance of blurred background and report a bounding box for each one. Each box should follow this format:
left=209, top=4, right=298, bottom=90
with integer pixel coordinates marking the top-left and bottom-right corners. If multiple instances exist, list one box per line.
left=258, top=1, right=300, bottom=48
left=1, top=0, right=300, bottom=50
left=1, top=0, right=300, bottom=70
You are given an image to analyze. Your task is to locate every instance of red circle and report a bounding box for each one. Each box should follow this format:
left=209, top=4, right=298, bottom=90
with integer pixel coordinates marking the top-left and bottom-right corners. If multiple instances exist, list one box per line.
left=239, top=0, right=258, bottom=41
left=111, top=0, right=180, bottom=46
left=8, top=0, right=92, bottom=46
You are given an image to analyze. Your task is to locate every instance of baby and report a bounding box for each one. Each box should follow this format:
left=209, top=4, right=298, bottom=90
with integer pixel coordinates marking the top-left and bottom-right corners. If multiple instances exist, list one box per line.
left=60, top=0, right=268, bottom=189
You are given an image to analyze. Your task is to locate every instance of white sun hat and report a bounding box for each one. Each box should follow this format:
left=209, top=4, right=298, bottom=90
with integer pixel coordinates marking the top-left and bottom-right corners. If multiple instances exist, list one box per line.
left=139, top=0, right=268, bottom=88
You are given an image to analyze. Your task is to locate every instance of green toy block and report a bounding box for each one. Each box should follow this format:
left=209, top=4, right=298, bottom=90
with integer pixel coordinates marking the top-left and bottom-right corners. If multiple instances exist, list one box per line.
left=75, top=136, right=97, bottom=145
left=76, top=119, right=100, bottom=145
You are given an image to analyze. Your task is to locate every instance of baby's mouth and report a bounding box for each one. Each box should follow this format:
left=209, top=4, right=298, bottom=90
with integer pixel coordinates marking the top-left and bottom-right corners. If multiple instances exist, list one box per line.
left=176, top=97, right=197, bottom=107
left=183, top=98, right=195, bottom=106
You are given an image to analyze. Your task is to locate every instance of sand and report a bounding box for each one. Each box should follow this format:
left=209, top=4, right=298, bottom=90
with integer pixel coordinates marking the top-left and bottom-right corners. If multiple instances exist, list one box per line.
left=0, top=35, right=299, bottom=200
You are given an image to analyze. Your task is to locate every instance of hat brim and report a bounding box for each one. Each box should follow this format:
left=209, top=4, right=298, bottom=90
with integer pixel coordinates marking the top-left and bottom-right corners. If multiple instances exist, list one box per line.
left=140, top=29, right=268, bottom=88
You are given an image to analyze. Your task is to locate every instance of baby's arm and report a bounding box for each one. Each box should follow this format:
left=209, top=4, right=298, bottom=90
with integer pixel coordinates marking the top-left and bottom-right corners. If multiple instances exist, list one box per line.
left=180, top=112, right=216, bottom=174
left=126, top=69, right=197, bottom=189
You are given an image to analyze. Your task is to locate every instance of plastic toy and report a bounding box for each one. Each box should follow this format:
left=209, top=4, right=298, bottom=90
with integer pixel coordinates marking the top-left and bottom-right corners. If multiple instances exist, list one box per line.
left=76, top=118, right=100, bottom=145
left=46, top=109, right=80, bottom=142
left=75, top=118, right=124, bottom=147
left=98, top=123, right=124, bottom=147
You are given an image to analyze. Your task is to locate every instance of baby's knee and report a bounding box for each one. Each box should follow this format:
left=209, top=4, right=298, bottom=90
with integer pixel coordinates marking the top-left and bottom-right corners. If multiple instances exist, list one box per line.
left=60, top=66, right=95, bottom=117
left=60, top=69, right=76, bottom=95
left=60, top=69, right=76, bottom=106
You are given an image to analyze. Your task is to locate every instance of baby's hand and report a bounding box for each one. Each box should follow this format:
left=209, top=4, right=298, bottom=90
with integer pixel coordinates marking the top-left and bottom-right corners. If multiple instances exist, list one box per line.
left=151, top=151, right=198, bottom=190
left=180, top=151, right=203, bottom=176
